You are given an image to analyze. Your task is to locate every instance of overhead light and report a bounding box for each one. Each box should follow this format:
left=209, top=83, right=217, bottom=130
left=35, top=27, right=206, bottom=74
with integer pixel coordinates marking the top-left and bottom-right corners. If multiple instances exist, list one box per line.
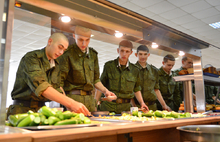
left=60, top=16, right=71, bottom=23
left=151, top=42, right=158, bottom=48
left=91, top=34, right=94, bottom=37
left=179, top=51, right=185, bottom=56
left=114, top=31, right=123, bottom=38
left=209, top=21, right=220, bottom=29
left=15, top=2, right=22, bottom=7
left=2, top=13, right=6, bottom=22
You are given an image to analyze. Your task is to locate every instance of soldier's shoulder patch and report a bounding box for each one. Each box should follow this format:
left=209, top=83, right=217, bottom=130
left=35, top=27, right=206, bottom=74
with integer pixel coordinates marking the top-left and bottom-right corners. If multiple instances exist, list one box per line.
left=89, top=47, right=98, bottom=54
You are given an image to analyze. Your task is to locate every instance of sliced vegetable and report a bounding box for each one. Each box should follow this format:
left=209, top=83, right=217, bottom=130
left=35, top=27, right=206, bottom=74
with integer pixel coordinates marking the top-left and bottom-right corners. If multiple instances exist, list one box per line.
left=38, top=106, right=56, bottom=117
left=8, top=115, right=18, bottom=127
left=54, top=118, right=78, bottom=126
left=48, top=116, right=60, bottom=125
left=17, top=114, right=35, bottom=127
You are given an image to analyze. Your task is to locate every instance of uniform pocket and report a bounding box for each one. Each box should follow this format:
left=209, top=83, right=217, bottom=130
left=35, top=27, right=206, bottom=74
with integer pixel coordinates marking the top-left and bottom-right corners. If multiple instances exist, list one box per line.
left=125, top=76, right=135, bottom=92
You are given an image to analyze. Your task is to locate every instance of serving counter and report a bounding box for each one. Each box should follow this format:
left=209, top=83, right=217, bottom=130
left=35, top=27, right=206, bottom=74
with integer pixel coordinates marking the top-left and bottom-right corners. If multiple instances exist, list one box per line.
left=1, top=115, right=220, bottom=142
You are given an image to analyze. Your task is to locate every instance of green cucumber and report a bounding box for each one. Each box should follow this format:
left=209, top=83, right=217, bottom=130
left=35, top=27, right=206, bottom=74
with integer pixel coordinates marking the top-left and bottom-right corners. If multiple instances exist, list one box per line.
left=15, top=113, right=29, bottom=120
left=171, top=112, right=181, bottom=118
left=40, top=115, right=46, bottom=124
left=54, top=118, right=78, bottom=126
left=38, top=106, right=56, bottom=118
left=8, top=115, right=18, bottom=127
left=72, top=112, right=78, bottom=117
left=43, top=119, right=49, bottom=125
left=62, top=111, right=73, bottom=119
left=55, top=111, right=64, bottom=120
left=154, top=110, right=165, bottom=117
left=142, top=112, right=154, bottom=117
left=75, top=113, right=85, bottom=121
left=184, top=112, right=192, bottom=118
left=83, top=117, right=91, bottom=124
left=27, top=110, right=34, bottom=114
left=132, top=111, right=138, bottom=117
left=29, top=116, right=41, bottom=126
left=17, top=114, right=35, bottom=127
left=48, top=116, right=60, bottom=125
left=51, top=108, right=59, bottom=113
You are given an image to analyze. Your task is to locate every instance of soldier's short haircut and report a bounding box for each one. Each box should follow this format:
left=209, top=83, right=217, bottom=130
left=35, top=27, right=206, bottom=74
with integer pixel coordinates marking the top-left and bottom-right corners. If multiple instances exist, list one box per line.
left=137, top=45, right=149, bottom=53
left=163, top=54, right=175, bottom=63
left=119, top=40, right=133, bottom=49
left=75, top=25, right=91, bottom=35
left=182, top=56, right=188, bottom=61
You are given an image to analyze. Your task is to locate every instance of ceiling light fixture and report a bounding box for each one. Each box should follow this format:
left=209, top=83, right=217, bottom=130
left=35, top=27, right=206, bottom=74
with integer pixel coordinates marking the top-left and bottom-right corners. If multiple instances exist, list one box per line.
left=179, top=51, right=185, bottom=56
left=15, top=2, right=22, bottom=7
left=114, top=31, right=123, bottom=38
left=209, top=22, right=220, bottom=29
left=151, top=42, right=158, bottom=48
left=60, top=16, right=71, bottom=23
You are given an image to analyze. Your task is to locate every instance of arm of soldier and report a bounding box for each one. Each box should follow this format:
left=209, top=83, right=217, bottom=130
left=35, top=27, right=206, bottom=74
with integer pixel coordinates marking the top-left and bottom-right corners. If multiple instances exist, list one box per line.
left=134, top=91, right=149, bottom=111
left=130, top=98, right=137, bottom=107
left=42, top=86, right=91, bottom=116
left=94, top=63, right=116, bottom=101
left=155, top=89, right=171, bottom=111
left=94, top=82, right=117, bottom=101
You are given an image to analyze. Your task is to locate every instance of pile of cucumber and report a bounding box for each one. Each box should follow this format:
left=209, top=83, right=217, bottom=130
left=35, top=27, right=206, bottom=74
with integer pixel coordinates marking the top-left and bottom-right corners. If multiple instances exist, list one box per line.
left=6, top=106, right=91, bottom=127
left=132, top=110, right=192, bottom=119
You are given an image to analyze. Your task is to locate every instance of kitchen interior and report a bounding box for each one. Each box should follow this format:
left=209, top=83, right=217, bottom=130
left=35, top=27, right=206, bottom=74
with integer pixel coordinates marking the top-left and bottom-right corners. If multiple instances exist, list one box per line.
left=1, top=0, right=220, bottom=142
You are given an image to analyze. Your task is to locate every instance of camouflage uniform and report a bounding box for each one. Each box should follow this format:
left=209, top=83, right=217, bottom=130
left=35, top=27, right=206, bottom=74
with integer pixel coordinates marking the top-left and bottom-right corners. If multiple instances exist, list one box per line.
left=58, top=43, right=100, bottom=112
left=157, top=67, right=181, bottom=112
left=7, top=48, right=62, bottom=117
left=205, top=86, right=219, bottom=104
left=133, top=62, right=159, bottom=111
left=99, top=57, right=141, bottom=114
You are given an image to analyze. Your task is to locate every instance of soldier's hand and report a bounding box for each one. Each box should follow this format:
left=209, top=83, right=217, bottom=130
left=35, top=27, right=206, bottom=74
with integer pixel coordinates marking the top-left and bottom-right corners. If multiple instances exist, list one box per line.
left=67, top=101, right=91, bottom=116
left=140, top=103, right=149, bottom=111
left=163, top=105, right=172, bottom=111
left=104, top=90, right=117, bottom=101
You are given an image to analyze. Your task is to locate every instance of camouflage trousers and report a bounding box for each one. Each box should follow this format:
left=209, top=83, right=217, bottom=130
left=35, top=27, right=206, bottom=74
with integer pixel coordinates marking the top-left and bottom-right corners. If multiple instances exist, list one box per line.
left=99, top=101, right=131, bottom=114
left=7, top=104, right=42, bottom=119
left=67, top=94, right=96, bottom=112
left=136, top=103, right=157, bottom=111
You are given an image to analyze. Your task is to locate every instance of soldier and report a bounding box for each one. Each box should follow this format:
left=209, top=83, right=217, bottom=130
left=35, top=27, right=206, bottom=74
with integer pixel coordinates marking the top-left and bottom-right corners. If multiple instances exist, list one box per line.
left=95, top=40, right=149, bottom=114
left=174, top=56, right=194, bottom=101
left=58, top=26, right=116, bottom=112
left=131, top=45, right=171, bottom=111
left=157, top=54, right=181, bottom=112
left=7, top=33, right=90, bottom=117
left=174, top=56, right=193, bottom=74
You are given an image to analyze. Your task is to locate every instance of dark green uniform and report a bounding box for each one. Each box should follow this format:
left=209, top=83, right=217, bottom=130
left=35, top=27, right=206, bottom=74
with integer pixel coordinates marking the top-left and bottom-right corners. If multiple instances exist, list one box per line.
left=99, top=58, right=141, bottom=114
left=133, top=62, right=159, bottom=111
left=157, top=67, right=181, bottom=112
left=205, top=85, right=218, bottom=104
left=58, top=43, right=100, bottom=112
left=7, top=48, right=62, bottom=117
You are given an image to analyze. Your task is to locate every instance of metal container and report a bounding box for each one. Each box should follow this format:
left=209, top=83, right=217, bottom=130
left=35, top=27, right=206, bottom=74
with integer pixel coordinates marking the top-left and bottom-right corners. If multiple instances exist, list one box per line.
left=177, top=125, right=220, bottom=142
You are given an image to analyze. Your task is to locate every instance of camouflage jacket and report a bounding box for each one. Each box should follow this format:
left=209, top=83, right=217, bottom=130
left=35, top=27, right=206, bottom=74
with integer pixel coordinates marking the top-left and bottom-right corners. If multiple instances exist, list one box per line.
left=134, top=62, right=159, bottom=104
left=157, top=67, right=181, bottom=105
left=100, top=57, right=141, bottom=99
left=11, top=47, right=62, bottom=101
left=58, top=43, right=100, bottom=92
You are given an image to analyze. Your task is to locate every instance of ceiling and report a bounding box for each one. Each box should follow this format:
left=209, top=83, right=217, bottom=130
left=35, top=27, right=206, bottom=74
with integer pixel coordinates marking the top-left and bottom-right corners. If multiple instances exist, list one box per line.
left=6, top=0, right=220, bottom=106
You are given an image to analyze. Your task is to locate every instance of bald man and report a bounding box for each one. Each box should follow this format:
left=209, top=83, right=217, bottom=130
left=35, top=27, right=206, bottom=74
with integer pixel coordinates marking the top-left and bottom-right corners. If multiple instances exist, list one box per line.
left=58, top=26, right=116, bottom=113
left=7, top=33, right=90, bottom=117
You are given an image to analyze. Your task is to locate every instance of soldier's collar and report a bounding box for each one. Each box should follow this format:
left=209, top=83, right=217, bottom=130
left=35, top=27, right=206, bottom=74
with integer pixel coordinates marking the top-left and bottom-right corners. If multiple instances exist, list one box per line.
left=161, top=67, right=173, bottom=76
left=75, top=44, right=90, bottom=58
left=117, top=57, right=130, bottom=70
left=136, top=61, right=150, bottom=70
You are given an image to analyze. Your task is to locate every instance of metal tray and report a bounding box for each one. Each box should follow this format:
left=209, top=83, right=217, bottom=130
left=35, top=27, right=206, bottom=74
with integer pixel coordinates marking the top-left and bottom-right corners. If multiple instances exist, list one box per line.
left=20, top=124, right=98, bottom=131
left=90, top=117, right=133, bottom=123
